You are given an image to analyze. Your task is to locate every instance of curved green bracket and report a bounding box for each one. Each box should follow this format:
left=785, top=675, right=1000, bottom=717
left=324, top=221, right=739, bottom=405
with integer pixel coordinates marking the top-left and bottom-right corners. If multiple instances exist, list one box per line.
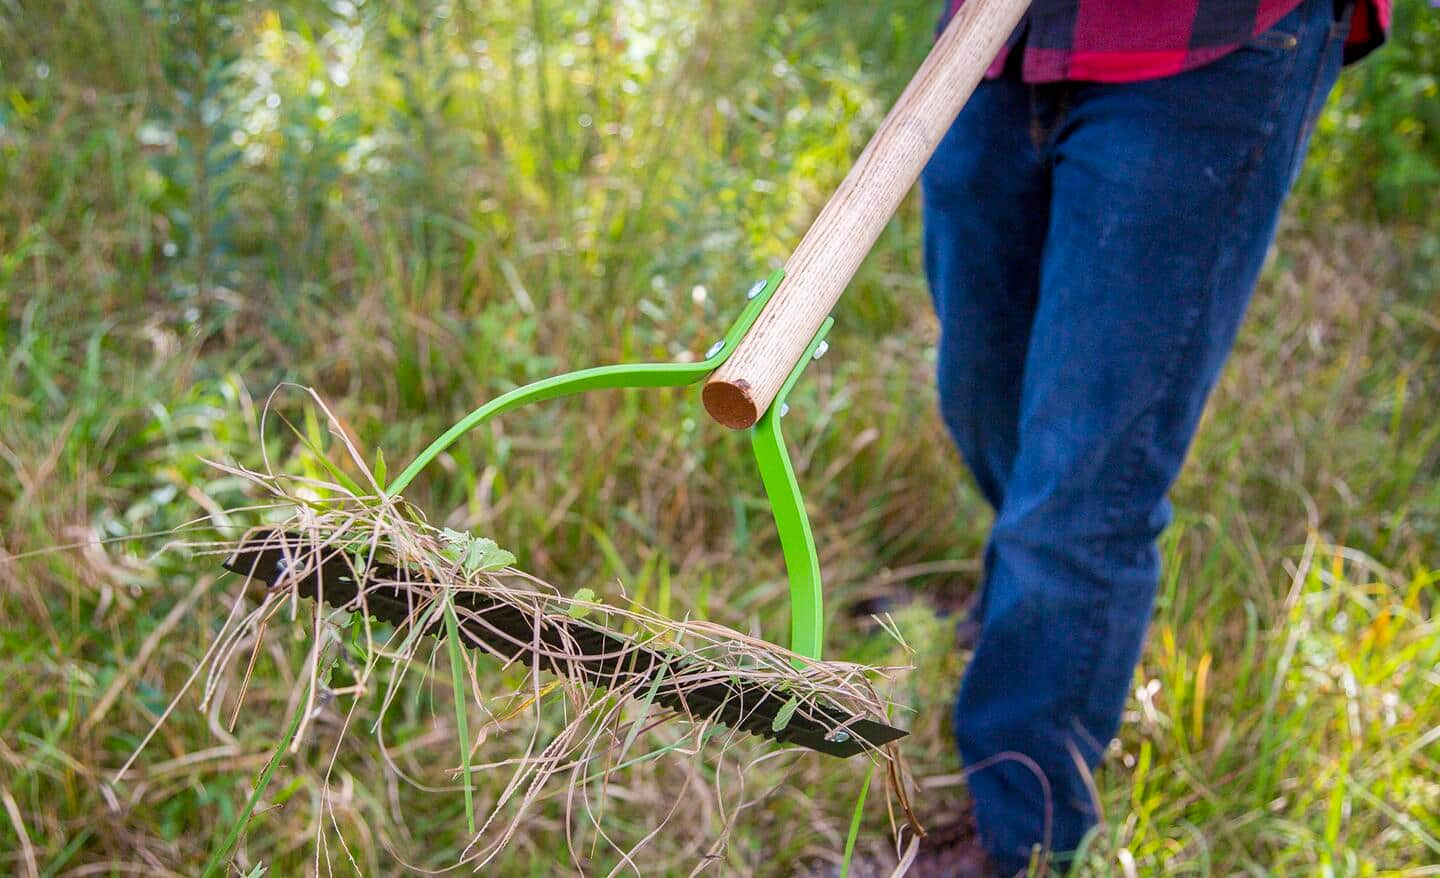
left=383, top=269, right=833, bottom=664
left=751, top=317, right=833, bottom=663
left=386, top=269, right=783, bottom=497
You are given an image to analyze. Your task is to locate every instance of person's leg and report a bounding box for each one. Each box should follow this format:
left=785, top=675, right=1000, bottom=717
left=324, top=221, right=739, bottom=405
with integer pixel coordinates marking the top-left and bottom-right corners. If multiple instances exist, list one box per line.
left=921, top=72, right=1049, bottom=514
left=953, top=0, right=1351, bottom=870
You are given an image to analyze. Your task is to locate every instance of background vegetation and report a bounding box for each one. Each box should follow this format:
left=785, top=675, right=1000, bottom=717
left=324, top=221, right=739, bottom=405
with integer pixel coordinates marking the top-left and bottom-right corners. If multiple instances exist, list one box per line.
left=1, top=0, right=1436, bottom=874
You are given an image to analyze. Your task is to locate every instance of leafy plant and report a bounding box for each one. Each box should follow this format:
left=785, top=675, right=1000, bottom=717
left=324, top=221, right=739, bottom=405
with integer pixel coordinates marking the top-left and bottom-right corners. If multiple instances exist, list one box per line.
left=438, top=527, right=517, bottom=575
left=1299, top=0, right=1439, bottom=227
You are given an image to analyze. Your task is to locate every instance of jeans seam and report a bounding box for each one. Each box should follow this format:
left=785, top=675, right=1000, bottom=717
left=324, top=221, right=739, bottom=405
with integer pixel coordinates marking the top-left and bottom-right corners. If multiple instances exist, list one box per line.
left=1054, top=30, right=1307, bottom=751
left=1102, top=28, right=1305, bottom=532
left=1289, top=22, right=1347, bottom=176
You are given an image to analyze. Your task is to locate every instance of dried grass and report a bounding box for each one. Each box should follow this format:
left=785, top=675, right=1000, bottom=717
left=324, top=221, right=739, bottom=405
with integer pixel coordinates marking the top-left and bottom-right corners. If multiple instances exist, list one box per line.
left=121, top=388, right=920, bottom=873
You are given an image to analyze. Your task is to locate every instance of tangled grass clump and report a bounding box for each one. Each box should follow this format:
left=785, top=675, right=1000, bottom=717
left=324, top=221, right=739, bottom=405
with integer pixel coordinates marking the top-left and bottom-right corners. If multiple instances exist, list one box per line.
left=119, top=389, right=920, bottom=874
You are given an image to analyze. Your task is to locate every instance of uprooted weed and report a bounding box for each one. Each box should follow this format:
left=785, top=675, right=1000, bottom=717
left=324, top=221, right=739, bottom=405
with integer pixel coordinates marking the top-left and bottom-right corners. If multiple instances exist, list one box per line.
left=115, top=389, right=920, bottom=874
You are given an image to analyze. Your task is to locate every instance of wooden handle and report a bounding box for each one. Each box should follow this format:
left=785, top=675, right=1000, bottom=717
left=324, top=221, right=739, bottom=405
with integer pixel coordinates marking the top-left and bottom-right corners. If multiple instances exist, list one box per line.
left=702, top=0, right=1031, bottom=429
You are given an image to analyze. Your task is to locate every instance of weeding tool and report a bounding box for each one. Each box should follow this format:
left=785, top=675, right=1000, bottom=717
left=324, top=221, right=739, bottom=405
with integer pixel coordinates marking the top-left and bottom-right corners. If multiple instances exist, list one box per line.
left=225, top=0, right=1031, bottom=757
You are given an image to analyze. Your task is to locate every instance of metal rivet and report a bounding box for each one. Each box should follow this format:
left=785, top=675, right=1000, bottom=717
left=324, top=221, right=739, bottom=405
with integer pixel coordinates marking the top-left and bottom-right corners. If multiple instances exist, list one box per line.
left=827, top=730, right=850, bottom=743
left=779, top=402, right=790, bottom=418
left=812, top=340, right=829, bottom=360
left=705, top=340, right=724, bottom=359
left=746, top=279, right=767, bottom=299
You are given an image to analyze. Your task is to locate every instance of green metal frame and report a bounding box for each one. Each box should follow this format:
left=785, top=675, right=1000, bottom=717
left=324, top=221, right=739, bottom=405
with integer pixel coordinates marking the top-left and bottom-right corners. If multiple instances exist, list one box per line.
left=751, top=317, right=832, bottom=662
left=386, top=268, right=833, bottom=661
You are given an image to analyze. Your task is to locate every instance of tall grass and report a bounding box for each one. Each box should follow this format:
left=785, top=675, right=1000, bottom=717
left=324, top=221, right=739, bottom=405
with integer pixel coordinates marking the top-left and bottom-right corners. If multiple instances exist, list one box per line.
left=0, top=0, right=1436, bottom=874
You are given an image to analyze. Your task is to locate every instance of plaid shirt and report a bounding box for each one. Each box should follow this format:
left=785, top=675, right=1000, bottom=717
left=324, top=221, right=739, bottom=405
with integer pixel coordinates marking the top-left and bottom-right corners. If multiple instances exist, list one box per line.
left=944, top=0, right=1392, bottom=82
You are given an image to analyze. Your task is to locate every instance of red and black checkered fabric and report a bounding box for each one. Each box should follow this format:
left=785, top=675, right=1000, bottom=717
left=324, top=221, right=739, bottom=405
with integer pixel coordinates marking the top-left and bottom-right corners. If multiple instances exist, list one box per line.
left=944, top=0, right=1392, bottom=82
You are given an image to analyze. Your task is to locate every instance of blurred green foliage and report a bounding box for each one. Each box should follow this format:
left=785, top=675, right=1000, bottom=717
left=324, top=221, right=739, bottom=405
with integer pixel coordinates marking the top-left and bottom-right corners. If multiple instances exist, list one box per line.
left=0, top=0, right=1436, bottom=874
left=1299, top=0, right=1439, bottom=228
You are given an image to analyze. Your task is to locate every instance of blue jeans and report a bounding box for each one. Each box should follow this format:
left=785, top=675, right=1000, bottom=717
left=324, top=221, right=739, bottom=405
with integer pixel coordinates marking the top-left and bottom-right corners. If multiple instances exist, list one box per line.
left=920, top=0, right=1348, bottom=870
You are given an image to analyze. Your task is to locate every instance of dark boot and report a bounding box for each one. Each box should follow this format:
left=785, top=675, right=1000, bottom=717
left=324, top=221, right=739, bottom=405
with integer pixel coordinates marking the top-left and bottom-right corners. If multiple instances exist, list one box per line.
left=903, top=810, right=1008, bottom=878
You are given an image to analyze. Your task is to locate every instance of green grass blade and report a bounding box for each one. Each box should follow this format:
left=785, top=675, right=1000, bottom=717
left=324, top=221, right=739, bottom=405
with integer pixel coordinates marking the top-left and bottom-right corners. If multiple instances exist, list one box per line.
left=441, top=594, right=476, bottom=835
left=201, top=684, right=309, bottom=878
left=618, top=663, right=667, bottom=760
left=838, top=761, right=875, bottom=878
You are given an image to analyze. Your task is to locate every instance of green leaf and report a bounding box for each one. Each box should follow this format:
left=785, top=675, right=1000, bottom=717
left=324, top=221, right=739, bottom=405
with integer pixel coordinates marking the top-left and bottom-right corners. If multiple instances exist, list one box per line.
left=462, top=537, right=515, bottom=574
left=567, top=587, right=597, bottom=619
left=437, top=527, right=466, bottom=564
left=372, top=447, right=386, bottom=491
left=438, top=529, right=515, bottom=574
left=771, top=695, right=801, bottom=733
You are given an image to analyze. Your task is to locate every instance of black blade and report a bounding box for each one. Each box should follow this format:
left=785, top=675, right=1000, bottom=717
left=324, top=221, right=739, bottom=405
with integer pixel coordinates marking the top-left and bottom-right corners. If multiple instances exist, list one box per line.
left=222, top=531, right=907, bottom=758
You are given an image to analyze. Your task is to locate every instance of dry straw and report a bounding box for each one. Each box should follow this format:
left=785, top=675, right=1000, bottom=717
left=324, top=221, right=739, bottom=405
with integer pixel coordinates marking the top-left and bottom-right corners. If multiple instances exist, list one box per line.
left=123, top=387, right=921, bottom=873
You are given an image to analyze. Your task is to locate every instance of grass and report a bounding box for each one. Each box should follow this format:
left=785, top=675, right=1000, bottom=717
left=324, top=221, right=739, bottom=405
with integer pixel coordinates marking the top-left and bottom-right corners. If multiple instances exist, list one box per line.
left=0, top=0, right=1436, bottom=875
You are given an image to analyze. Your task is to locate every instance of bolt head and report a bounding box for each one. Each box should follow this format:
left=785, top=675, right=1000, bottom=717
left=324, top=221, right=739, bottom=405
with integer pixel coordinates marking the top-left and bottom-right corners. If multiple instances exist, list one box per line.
left=812, top=340, right=829, bottom=360
left=746, top=279, right=767, bottom=299
left=827, top=730, right=851, bottom=744
left=705, top=340, right=724, bottom=359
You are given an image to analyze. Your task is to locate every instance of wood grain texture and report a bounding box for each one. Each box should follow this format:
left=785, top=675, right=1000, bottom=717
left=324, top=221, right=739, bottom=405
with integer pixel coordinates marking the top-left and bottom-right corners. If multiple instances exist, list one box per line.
left=702, top=0, right=1031, bottom=429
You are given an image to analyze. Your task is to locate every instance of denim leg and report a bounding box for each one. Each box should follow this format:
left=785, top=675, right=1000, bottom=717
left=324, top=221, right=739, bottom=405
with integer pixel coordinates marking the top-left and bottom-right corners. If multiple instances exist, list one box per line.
left=920, top=75, right=1049, bottom=513
left=951, top=0, right=1349, bottom=870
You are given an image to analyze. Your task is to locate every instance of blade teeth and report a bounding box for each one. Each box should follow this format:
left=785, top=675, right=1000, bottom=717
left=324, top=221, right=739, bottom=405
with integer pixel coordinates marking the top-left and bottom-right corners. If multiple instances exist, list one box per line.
left=223, top=532, right=906, bottom=758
